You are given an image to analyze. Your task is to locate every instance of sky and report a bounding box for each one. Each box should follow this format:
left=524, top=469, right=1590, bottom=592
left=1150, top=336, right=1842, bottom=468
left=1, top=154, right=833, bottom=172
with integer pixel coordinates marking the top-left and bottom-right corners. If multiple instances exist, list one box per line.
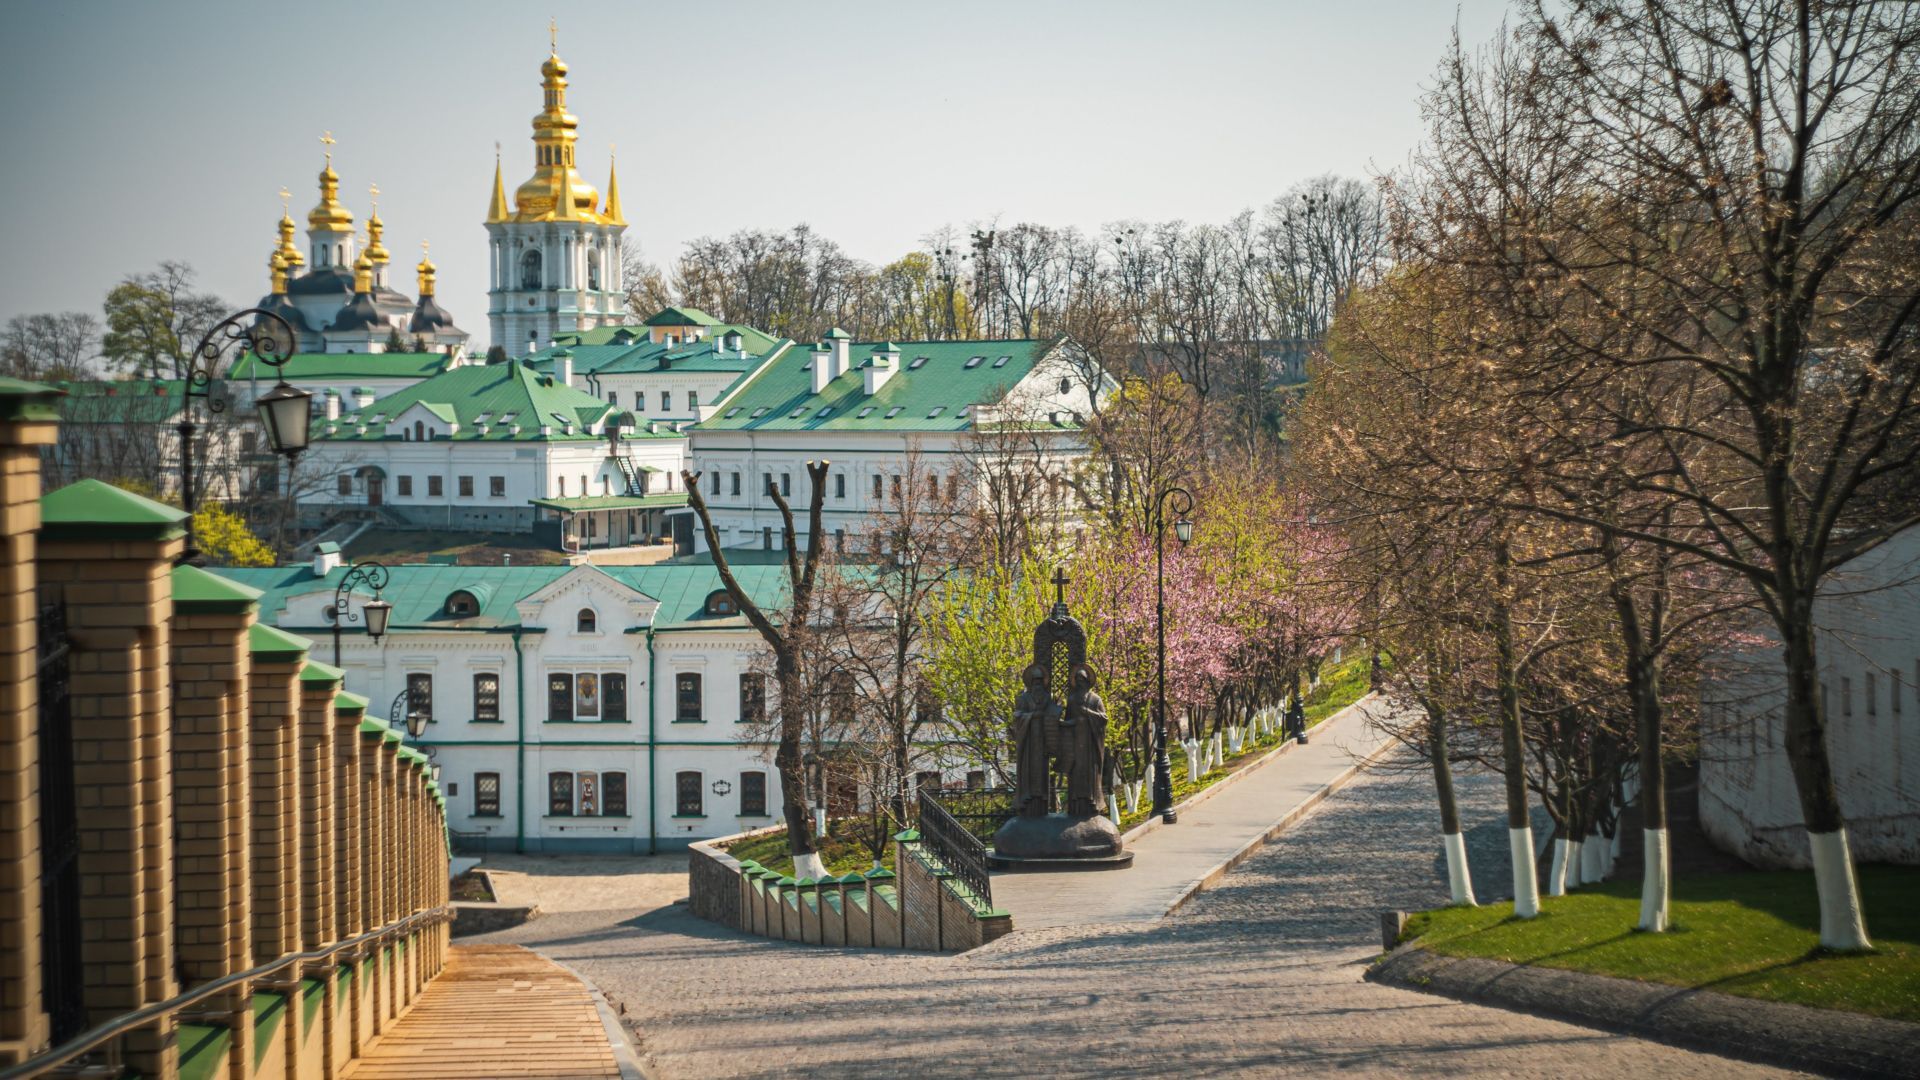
left=0, top=0, right=1516, bottom=347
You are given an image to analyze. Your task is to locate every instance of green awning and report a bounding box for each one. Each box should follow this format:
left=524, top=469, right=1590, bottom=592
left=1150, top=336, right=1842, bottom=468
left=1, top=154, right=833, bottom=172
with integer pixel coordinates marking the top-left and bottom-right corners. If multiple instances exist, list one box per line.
left=528, top=493, right=689, bottom=513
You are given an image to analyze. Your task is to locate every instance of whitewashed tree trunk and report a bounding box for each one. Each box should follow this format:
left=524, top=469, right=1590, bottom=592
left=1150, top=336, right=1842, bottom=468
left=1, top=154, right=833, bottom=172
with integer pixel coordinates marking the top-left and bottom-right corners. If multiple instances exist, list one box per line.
left=1547, top=838, right=1571, bottom=897
left=1810, top=829, right=1872, bottom=950
left=793, top=851, right=828, bottom=879
left=1107, top=792, right=1121, bottom=821
left=1509, top=826, right=1541, bottom=918
left=1580, top=833, right=1606, bottom=884
left=1561, top=838, right=1582, bottom=891
left=1638, top=827, right=1670, bottom=931
left=1124, top=781, right=1141, bottom=814
left=1444, top=831, right=1477, bottom=906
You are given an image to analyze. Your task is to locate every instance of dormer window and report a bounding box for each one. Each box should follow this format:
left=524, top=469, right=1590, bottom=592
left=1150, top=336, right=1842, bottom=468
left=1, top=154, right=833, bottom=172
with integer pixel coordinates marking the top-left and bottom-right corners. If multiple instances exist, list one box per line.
left=993, top=355, right=1011, bottom=368
left=909, top=356, right=929, bottom=370
left=577, top=608, right=598, bottom=633
left=965, top=356, right=985, bottom=369
left=704, top=590, right=739, bottom=617
left=445, top=591, right=479, bottom=618
left=885, top=406, right=905, bottom=419
left=857, top=406, right=876, bottom=418
left=926, top=406, right=947, bottom=419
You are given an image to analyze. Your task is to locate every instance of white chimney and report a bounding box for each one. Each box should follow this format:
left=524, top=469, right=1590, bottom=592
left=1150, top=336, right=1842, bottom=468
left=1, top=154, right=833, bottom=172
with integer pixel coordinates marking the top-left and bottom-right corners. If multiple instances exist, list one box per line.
left=352, top=387, right=375, bottom=410
left=811, top=345, right=834, bottom=394
left=312, top=542, right=344, bottom=576
left=555, top=349, right=574, bottom=386
left=865, top=347, right=900, bottom=395
left=324, top=389, right=341, bottom=421
left=827, top=329, right=851, bottom=376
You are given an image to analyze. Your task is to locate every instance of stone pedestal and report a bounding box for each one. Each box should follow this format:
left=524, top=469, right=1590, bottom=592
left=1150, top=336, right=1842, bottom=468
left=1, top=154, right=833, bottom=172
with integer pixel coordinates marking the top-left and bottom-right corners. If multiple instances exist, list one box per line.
left=991, top=813, right=1132, bottom=870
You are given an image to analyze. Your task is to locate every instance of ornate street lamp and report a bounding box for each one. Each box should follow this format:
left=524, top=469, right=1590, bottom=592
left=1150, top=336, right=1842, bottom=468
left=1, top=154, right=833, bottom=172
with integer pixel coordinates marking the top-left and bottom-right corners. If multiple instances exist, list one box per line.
left=177, top=308, right=310, bottom=562
left=1151, top=485, right=1195, bottom=824
left=327, top=560, right=392, bottom=667
left=390, top=687, right=429, bottom=740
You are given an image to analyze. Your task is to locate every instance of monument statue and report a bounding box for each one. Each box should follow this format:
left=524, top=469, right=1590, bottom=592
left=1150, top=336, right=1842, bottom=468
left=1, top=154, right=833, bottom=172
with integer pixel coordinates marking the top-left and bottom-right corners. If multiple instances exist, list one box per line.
left=991, top=569, right=1131, bottom=868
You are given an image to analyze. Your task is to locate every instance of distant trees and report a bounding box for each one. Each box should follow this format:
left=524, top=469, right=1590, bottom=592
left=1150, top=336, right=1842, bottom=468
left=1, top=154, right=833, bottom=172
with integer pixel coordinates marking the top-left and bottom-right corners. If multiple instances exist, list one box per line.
left=2, top=312, right=100, bottom=381
left=101, top=261, right=228, bottom=380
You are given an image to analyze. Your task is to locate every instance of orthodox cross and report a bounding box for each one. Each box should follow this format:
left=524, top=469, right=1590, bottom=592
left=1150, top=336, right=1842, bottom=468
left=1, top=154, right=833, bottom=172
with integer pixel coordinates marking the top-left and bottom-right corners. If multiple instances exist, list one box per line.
left=1052, top=567, right=1070, bottom=607
left=549, top=16, right=557, bottom=51
left=278, top=187, right=291, bottom=212
left=421, top=239, right=431, bottom=256
left=368, top=182, right=380, bottom=213
left=319, top=130, right=335, bottom=165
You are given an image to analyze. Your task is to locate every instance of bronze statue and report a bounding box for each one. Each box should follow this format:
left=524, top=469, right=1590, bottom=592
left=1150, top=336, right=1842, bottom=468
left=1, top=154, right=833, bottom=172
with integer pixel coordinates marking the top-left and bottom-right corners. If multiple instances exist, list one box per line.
left=1012, top=664, right=1054, bottom=817
left=1064, top=664, right=1108, bottom=817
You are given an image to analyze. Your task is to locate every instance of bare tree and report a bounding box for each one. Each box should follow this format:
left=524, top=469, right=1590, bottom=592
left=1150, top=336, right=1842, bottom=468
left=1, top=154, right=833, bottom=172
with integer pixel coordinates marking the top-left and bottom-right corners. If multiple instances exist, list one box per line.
left=3, top=312, right=100, bottom=380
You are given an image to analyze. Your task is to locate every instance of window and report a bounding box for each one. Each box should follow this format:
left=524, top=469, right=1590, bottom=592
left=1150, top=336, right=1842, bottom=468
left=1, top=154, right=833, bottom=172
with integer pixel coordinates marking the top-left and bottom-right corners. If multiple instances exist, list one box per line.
left=577, top=771, right=600, bottom=815
left=576, top=672, right=601, bottom=718
left=1895, top=668, right=1904, bottom=716
left=857, top=406, right=876, bottom=418
left=885, top=406, right=904, bottom=418
left=927, top=406, right=946, bottom=418
left=916, top=770, right=943, bottom=793
left=577, top=608, right=598, bottom=633
left=740, top=673, right=765, bottom=724
left=892, top=475, right=903, bottom=500
left=445, top=590, right=479, bottom=617
left=740, top=771, right=767, bottom=816
left=1867, top=672, right=1877, bottom=716
left=730, top=472, right=741, bottom=496
left=397, top=475, right=412, bottom=497
left=723, top=406, right=742, bottom=419
left=764, top=472, right=774, bottom=495
left=762, top=526, right=772, bottom=550
left=557, top=476, right=567, bottom=496
left=781, top=473, right=792, bottom=496
left=835, top=473, right=846, bottom=499
left=458, top=476, right=474, bottom=498
left=750, top=407, right=769, bottom=418
left=834, top=529, right=845, bottom=552
left=548, top=771, right=573, bottom=816
left=609, top=392, right=618, bottom=406
left=909, top=355, right=929, bottom=370
left=872, top=474, right=883, bottom=499
left=689, top=391, right=699, bottom=410
left=710, top=471, right=721, bottom=495
left=474, top=673, right=500, bottom=722
left=1842, top=676, right=1853, bottom=717
left=474, top=772, right=501, bottom=817
left=966, top=769, right=987, bottom=791
left=992, top=355, right=1011, bottom=368
left=489, top=476, right=506, bottom=498
left=789, top=407, right=807, bottom=419
left=337, top=474, right=352, bottom=496
left=406, top=673, right=433, bottom=723
left=428, top=475, right=443, bottom=497
left=676, top=771, right=703, bottom=817
left=604, top=674, right=627, bottom=723
left=1059, top=377, right=1072, bottom=395
left=636, top=391, right=646, bottom=411
left=964, top=355, right=985, bottom=369
left=662, top=391, right=672, bottom=411
left=676, top=673, right=703, bottom=722
left=604, top=771, right=628, bottom=816
left=549, top=673, right=573, bottom=722
left=705, top=590, right=739, bottom=617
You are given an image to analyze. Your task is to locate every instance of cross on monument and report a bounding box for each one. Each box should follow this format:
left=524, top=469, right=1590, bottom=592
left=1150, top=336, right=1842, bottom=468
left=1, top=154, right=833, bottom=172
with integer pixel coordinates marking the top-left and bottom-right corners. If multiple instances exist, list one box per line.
left=319, top=131, right=335, bottom=164
left=1052, top=567, right=1070, bottom=608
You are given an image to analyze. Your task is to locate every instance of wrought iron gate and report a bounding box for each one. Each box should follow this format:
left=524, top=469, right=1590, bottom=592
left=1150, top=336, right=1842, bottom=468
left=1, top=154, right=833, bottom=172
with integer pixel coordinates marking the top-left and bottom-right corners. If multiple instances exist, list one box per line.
left=36, top=600, right=86, bottom=1042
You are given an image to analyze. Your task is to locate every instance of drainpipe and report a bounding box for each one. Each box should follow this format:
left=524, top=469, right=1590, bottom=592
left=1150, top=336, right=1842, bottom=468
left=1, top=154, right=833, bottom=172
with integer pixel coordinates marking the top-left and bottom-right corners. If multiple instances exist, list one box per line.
left=646, top=626, right=658, bottom=855
left=513, top=628, right=527, bottom=854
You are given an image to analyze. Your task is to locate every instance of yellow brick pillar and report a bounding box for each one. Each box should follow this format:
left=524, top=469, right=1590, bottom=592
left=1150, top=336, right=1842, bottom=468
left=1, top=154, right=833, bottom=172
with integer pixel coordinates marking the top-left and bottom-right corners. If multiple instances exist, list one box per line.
left=246, top=622, right=311, bottom=1080
left=355, top=720, right=389, bottom=1040
left=0, top=379, right=60, bottom=1067
left=38, top=479, right=187, bottom=1079
left=295, top=661, right=341, bottom=1078
left=168, top=566, right=261, bottom=1073
left=330, top=691, right=367, bottom=1062
left=377, top=733, right=400, bottom=1022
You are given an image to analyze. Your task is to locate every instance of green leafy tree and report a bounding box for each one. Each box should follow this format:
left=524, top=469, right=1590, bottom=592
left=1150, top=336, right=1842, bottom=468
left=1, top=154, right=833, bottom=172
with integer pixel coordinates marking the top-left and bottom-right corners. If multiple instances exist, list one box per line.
left=100, top=261, right=226, bottom=379
left=192, top=502, right=275, bottom=567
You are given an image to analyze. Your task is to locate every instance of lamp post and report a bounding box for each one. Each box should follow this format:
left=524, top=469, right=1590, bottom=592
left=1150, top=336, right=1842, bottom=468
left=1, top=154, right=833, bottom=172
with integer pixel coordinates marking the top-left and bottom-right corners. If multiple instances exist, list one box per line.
left=1151, top=485, right=1194, bottom=824
left=176, top=309, right=311, bottom=563
left=327, top=561, right=393, bottom=668
left=389, top=687, right=428, bottom=740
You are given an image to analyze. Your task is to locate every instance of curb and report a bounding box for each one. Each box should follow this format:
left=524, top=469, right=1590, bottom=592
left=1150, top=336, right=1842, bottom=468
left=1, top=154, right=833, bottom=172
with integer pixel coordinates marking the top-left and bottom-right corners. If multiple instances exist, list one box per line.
left=1160, top=706, right=1397, bottom=918
left=1368, top=945, right=1920, bottom=1079
left=1121, top=692, right=1381, bottom=847
left=545, top=954, right=654, bottom=1080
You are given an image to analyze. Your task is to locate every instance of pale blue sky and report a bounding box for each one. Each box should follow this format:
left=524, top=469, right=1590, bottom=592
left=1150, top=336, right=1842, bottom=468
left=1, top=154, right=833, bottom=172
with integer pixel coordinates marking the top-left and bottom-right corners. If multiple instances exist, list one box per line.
left=0, top=0, right=1514, bottom=345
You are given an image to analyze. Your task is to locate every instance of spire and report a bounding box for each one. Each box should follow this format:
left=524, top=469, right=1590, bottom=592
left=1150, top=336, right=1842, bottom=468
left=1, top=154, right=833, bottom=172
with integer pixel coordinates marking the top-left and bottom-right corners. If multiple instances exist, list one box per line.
left=365, top=182, right=390, bottom=278
left=510, top=34, right=600, bottom=222
left=554, top=147, right=578, bottom=221
left=308, top=131, right=354, bottom=233
left=416, top=240, right=437, bottom=297
left=603, top=145, right=625, bottom=225
left=488, top=143, right=509, bottom=223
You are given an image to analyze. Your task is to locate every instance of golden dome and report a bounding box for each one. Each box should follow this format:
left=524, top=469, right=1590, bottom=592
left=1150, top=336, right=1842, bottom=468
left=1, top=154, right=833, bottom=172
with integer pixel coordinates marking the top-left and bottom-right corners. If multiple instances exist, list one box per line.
left=351, top=248, right=374, bottom=293
left=276, top=210, right=305, bottom=269
left=416, top=241, right=438, bottom=297
left=541, top=52, right=567, bottom=77
left=269, top=251, right=289, bottom=296
left=365, top=194, right=390, bottom=266
left=504, top=43, right=607, bottom=224
left=309, top=163, right=354, bottom=233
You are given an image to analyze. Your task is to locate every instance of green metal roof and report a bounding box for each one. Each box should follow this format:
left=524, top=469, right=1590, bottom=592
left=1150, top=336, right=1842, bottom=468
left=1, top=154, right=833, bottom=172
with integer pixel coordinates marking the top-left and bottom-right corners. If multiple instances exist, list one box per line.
left=228, top=352, right=451, bottom=381
left=316, top=359, right=613, bottom=443
left=300, top=659, right=346, bottom=685
left=382, top=730, right=401, bottom=745
left=47, top=380, right=187, bottom=424
left=528, top=493, right=689, bottom=514
left=40, top=479, right=188, bottom=541
left=334, top=690, right=369, bottom=712
left=528, top=331, right=780, bottom=380
left=0, top=376, right=62, bottom=421
left=249, top=622, right=312, bottom=662
left=694, top=338, right=1059, bottom=433
left=821, top=327, right=852, bottom=340
left=173, top=564, right=263, bottom=613
left=642, top=306, right=721, bottom=327
left=211, top=559, right=800, bottom=631
left=358, top=718, right=390, bottom=736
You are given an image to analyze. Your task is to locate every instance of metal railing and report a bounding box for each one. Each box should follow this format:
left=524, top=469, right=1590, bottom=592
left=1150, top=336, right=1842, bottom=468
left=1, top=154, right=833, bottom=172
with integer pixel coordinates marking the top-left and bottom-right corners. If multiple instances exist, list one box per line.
left=925, top=786, right=1016, bottom=845
left=916, top=788, right=994, bottom=909
left=0, top=906, right=454, bottom=1080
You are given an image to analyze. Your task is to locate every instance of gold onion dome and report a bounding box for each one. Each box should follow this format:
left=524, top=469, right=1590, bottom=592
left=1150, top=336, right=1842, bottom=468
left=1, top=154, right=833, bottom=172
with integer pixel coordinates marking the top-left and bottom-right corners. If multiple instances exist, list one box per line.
left=309, top=165, right=354, bottom=233
left=509, top=41, right=603, bottom=223
left=365, top=214, right=389, bottom=266
left=351, top=248, right=374, bottom=293
left=416, top=242, right=438, bottom=296
left=269, top=252, right=289, bottom=295
left=276, top=207, right=305, bottom=269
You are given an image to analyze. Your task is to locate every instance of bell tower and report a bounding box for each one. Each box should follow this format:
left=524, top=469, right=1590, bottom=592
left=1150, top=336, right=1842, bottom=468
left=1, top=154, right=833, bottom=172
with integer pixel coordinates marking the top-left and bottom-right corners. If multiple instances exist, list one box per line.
left=485, top=26, right=628, bottom=356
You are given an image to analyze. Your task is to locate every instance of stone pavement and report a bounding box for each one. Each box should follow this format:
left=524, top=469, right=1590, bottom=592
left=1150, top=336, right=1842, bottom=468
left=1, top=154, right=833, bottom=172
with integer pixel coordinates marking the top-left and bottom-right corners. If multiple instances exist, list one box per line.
left=472, top=748, right=1800, bottom=1078
left=994, top=695, right=1394, bottom=928
left=342, top=944, right=628, bottom=1079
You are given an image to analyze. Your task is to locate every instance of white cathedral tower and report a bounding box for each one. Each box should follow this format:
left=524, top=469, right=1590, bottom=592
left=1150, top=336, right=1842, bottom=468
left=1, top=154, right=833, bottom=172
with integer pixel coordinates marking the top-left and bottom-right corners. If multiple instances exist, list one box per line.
left=486, top=38, right=629, bottom=355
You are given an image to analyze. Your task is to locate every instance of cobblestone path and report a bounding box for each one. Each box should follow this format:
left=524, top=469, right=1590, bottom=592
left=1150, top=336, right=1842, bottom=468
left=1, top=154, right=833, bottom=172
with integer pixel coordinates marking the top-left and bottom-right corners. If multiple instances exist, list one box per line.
left=478, top=758, right=1803, bottom=1078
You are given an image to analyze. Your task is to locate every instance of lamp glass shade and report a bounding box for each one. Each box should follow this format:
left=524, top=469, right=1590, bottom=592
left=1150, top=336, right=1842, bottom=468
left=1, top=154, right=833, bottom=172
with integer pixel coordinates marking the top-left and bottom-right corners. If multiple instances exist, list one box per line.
left=255, top=380, right=314, bottom=456
left=1174, top=519, right=1194, bottom=544
left=406, top=709, right=428, bottom=739
left=362, top=596, right=393, bottom=639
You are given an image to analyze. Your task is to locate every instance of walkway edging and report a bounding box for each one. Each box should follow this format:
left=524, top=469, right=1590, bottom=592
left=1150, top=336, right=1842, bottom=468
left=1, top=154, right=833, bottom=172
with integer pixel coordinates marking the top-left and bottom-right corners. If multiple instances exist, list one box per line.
left=545, top=955, right=651, bottom=1080
left=1368, top=945, right=1920, bottom=1080
left=1161, top=712, right=1398, bottom=918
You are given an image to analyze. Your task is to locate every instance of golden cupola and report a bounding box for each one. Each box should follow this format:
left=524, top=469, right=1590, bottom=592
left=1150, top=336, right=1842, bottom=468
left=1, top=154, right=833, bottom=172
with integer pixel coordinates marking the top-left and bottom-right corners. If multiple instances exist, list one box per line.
left=269, top=252, right=289, bottom=296
left=364, top=184, right=390, bottom=282
left=308, top=136, right=355, bottom=234
left=509, top=40, right=605, bottom=223
left=351, top=247, right=374, bottom=294
left=416, top=241, right=438, bottom=296
left=275, top=188, right=305, bottom=271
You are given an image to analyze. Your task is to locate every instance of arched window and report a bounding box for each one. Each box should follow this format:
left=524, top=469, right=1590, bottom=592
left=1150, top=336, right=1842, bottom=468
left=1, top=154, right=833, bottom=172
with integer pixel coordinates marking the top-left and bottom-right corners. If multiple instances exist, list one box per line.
left=703, top=590, right=739, bottom=617
left=577, top=608, right=597, bottom=633
left=557, top=476, right=566, bottom=496
left=414, top=420, right=424, bottom=441
left=445, top=591, right=479, bottom=618
left=520, top=249, right=543, bottom=290
left=587, top=252, right=601, bottom=291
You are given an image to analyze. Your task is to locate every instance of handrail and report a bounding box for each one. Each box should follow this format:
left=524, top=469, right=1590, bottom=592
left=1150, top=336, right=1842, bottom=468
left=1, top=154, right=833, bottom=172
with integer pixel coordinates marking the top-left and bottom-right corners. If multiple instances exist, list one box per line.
left=917, top=788, right=994, bottom=910
left=1, top=905, right=454, bottom=1080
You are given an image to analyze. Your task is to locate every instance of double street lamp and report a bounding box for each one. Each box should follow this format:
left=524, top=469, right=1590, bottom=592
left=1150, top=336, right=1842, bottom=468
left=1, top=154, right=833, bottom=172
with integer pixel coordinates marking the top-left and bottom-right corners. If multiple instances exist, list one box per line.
left=327, top=560, right=393, bottom=667
left=177, top=309, right=313, bottom=562
left=1151, top=486, right=1195, bottom=824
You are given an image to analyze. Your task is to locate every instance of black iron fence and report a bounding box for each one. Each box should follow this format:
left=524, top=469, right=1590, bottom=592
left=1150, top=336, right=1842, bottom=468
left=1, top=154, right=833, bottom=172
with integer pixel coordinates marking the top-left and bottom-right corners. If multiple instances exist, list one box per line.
left=916, top=788, right=995, bottom=909
left=926, top=786, right=1016, bottom=845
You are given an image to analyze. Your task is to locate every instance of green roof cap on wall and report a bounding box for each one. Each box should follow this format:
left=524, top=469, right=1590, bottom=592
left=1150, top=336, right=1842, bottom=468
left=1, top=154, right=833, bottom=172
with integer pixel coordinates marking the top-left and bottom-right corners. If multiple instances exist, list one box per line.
left=382, top=730, right=401, bottom=744
left=314, top=541, right=341, bottom=554
left=822, top=327, right=852, bottom=340
left=358, top=718, right=390, bottom=736
left=249, top=622, right=312, bottom=661
left=40, top=479, right=187, bottom=541
left=0, top=376, right=63, bottom=421
left=173, top=564, right=263, bottom=613
left=299, top=659, right=346, bottom=685
left=333, top=690, right=369, bottom=713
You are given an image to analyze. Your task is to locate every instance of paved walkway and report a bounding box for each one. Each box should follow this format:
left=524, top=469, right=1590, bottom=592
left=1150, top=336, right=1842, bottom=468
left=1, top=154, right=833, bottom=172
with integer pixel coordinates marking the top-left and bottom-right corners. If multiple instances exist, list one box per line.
left=342, top=944, right=624, bottom=1079
left=994, top=696, right=1395, bottom=928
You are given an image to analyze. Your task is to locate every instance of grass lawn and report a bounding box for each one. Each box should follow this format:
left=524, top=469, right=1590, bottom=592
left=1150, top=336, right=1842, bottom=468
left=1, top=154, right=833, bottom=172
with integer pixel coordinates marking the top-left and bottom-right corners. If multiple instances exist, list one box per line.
left=1404, top=865, right=1920, bottom=1022
left=721, top=818, right=895, bottom=879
